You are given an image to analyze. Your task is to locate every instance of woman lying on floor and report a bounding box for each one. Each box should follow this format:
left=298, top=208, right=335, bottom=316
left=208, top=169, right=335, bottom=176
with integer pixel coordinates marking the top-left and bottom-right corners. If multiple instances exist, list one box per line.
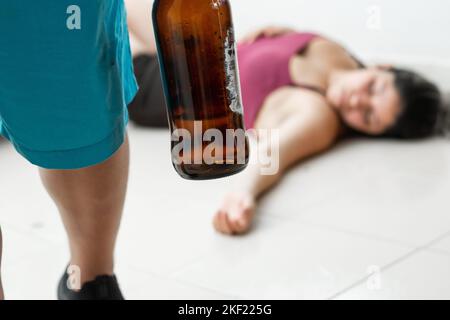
left=125, top=0, right=446, bottom=235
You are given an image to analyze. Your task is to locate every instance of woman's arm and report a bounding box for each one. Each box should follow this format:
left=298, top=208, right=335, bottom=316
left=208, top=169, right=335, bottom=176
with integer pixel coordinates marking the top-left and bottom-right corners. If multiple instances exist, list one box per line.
left=214, top=89, right=340, bottom=235
left=246, top=90, right=340, bottom=198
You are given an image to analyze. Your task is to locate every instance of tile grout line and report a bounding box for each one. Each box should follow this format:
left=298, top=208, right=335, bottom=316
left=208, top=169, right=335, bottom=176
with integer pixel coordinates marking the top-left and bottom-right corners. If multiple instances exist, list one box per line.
left=122, top=263, right=237, bottom=299
left=328, top=229, right=450, bottom=300
left=126, top=251, right=240, bottom=299
left=293, top=218, right=418, bottom=249
left=425, top=247, right=450, bottom=257
left=327, top=246, right=424, bottom=300
left=262, top=197, right=443, bottom=251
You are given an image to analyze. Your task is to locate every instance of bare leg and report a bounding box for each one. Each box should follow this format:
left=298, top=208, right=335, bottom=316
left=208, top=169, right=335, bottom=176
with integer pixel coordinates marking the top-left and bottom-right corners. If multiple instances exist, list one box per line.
left=129, top=33, right=149, bottom=57
left=39, top=135, right=130, bottom=285
left=125, top=0, right=157, bottom=55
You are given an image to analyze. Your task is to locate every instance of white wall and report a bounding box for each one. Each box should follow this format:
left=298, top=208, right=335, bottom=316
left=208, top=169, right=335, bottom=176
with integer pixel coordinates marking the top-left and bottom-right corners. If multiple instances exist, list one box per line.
left=232, top=0, right=449, bottom=62
left=231, top=0, right=450, bottom=90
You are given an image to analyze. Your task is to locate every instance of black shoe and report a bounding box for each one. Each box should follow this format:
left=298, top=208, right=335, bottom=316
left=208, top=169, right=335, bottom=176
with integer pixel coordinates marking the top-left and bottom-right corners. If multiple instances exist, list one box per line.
left=57, top=269, right=124, bottom=300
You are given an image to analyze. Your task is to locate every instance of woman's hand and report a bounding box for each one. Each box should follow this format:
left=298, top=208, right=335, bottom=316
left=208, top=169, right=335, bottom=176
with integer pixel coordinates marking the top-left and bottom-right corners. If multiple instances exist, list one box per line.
left=213, top=193, right=256, bottom=235
left=240, top=26, right=296, bottom=44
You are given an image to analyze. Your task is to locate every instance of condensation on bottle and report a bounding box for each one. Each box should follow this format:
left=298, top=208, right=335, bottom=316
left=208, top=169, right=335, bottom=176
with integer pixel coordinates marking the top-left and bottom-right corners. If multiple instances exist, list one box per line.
left=153, top=0, right=249, bottom=180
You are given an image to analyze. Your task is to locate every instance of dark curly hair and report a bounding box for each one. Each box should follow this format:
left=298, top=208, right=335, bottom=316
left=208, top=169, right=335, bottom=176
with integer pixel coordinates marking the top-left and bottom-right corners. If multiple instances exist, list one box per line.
left=382, top=68, right=442, bottom=139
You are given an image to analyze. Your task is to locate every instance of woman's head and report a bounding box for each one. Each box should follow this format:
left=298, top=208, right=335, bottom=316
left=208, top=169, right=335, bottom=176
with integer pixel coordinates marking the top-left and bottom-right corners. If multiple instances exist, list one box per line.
left=327, top=66, right=442, bottom=139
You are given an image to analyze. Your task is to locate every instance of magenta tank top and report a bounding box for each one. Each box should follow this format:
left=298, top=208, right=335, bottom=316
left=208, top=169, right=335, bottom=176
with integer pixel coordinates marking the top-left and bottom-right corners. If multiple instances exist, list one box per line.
left=238, top=32, right=320, bottom=128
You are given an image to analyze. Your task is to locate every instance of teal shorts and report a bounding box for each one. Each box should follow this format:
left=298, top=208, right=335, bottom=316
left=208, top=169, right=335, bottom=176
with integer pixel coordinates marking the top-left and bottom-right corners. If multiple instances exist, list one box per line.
left=0, top=0, right=138, bottom=169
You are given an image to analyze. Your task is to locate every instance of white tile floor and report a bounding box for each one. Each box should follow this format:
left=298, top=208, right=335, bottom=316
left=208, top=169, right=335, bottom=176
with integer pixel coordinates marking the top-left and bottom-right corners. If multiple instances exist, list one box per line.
left=1, top=125, right=450, bottom=300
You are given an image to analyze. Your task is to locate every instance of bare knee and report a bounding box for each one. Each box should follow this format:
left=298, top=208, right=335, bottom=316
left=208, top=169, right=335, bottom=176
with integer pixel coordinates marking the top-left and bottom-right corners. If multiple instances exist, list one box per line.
left=39, top=137, right=129, bottom=213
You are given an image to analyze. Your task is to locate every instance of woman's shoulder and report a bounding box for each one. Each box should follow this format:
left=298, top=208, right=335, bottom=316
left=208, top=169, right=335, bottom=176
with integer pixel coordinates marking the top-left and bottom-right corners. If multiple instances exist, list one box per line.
left=308, top=37, right=348, bottom=56
left=267, top=87, right=340, bottom=122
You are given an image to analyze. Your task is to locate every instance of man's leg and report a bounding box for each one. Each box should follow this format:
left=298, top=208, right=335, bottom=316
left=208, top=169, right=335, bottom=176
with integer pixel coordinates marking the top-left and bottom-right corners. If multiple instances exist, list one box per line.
left=39, top=135, right=130, bottom=285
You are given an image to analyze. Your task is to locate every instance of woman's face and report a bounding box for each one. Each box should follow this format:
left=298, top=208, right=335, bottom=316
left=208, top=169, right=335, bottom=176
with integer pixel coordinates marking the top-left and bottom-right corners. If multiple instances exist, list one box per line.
left=327, top=68, right=402, bottom=135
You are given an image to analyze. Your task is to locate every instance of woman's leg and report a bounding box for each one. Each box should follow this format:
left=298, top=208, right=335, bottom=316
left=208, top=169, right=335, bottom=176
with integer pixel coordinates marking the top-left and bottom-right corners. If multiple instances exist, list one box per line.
left=39, top=135, right=130, bottom=285
left=129, top=33, right=149, bottom=57
left=125, top=0, right=157, bottom=55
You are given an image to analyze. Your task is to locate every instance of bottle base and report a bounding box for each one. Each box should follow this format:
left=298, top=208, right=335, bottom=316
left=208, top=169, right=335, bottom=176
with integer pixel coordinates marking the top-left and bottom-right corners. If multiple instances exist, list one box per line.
left=174, top=163, right=248, bottom=181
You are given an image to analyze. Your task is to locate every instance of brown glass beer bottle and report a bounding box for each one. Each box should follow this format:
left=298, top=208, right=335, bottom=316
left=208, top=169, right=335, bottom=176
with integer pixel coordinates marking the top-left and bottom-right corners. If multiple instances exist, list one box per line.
left=153, top=0, right=249, bottom=180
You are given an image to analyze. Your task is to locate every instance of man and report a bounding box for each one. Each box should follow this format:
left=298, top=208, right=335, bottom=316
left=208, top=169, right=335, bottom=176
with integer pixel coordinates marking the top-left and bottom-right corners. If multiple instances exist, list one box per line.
left=0, top=0, right=138, bottom=299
